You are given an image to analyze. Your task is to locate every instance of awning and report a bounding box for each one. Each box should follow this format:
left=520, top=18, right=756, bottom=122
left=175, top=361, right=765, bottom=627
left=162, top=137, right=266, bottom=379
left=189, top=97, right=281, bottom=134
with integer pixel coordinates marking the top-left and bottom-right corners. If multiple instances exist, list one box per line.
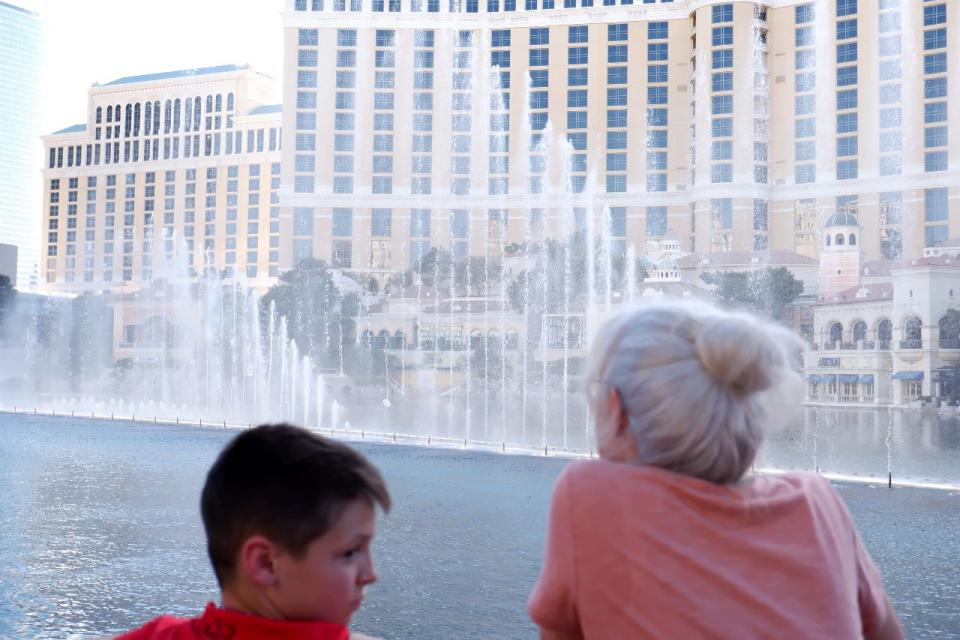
left=858, top=375, right=875, bottom=385
left=838, top=374, right=860, bottom=384
left=891, top=371, right=924, bottom=381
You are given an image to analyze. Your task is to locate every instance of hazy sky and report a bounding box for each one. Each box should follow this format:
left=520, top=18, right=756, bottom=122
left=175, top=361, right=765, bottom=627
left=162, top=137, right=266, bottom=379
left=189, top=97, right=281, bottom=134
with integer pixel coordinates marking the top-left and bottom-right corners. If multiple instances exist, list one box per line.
left=36, top=0, right=284, bottom=133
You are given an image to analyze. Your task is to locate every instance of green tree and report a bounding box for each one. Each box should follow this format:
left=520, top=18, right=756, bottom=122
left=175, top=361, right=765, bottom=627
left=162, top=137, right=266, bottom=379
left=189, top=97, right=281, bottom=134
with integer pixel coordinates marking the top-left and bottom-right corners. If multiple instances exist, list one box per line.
left=260, top=259, right=358, bottom=369
left=701, top=267, right=804, bottom=321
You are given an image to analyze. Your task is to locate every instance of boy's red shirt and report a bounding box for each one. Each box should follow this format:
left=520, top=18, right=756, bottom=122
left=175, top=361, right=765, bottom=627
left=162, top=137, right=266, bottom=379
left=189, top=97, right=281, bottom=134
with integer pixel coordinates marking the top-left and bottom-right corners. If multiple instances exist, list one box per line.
left=116, top=602, right=350, bottom=640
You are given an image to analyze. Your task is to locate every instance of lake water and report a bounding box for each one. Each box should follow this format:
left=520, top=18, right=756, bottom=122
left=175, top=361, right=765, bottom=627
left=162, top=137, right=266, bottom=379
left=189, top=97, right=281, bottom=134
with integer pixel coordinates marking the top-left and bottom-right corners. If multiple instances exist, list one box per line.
left=0, top=412, right=958, bottom=639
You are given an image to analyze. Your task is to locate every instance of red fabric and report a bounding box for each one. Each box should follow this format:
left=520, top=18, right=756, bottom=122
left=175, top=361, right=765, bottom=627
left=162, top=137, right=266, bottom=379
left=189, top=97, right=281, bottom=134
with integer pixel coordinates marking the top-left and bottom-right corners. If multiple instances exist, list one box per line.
left=117, top=602, right=350, bottom=640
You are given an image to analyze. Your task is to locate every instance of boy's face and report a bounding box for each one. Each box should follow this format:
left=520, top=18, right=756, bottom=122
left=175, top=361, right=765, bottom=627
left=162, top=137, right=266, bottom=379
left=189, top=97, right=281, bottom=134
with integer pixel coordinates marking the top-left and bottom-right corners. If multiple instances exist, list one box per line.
left=272, top=498, right=379, bottom=625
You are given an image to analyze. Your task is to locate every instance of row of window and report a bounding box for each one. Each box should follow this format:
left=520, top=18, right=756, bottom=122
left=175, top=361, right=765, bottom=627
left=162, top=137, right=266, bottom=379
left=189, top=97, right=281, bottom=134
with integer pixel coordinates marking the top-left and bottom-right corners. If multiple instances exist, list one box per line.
left=294, top=0, right=672, bottom=12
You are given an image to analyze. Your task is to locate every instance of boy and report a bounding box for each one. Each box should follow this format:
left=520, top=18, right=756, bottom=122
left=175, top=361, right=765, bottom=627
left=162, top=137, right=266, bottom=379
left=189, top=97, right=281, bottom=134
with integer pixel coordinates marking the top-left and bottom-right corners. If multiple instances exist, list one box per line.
left=115, top=423, right=391, bottom=640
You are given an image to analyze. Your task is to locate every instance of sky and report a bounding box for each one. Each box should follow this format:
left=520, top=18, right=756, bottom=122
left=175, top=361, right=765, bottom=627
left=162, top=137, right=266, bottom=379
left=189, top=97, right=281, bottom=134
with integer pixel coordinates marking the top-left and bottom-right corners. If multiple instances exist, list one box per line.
left=34, top=0, right=284, bottom=134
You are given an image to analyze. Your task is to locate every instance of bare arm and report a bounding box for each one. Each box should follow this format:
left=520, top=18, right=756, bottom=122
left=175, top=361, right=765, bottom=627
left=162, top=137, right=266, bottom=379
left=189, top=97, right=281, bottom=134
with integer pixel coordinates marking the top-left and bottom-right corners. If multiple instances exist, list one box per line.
left=865, top=594, right=905, bottom=640
left=540, top=627, right=584, bottom=640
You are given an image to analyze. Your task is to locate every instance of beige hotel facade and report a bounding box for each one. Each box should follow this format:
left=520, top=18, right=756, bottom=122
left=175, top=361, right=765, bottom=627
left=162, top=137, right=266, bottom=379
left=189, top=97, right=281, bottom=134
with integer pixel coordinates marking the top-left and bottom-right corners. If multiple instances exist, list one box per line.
left=42, top=0, right=959, bottom=292
left=279, top=0, right=958, bottom=282
left=41, top=65, right=282, bottom=291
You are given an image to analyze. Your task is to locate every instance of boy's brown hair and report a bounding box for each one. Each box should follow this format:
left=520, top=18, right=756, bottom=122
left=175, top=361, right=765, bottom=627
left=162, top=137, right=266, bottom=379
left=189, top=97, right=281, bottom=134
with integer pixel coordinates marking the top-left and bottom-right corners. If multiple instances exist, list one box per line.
left=200, top=423, right=391, bottom=586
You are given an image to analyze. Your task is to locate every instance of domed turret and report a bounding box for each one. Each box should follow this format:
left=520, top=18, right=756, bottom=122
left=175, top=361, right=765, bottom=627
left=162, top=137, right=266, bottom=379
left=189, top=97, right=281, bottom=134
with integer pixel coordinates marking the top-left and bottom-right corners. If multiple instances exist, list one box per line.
left=819, top=209, right=862, bottom=298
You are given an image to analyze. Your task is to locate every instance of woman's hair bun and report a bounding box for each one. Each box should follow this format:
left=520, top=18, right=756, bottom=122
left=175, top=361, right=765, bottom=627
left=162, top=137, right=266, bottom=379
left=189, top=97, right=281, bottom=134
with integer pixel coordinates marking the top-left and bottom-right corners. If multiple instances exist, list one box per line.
left=693, top=314, right=783, bottom=395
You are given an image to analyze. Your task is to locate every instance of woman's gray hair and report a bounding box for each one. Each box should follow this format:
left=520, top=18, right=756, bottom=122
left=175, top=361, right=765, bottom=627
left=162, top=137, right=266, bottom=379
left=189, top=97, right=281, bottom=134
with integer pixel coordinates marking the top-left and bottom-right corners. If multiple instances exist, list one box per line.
left=587, top=299, right=804, bottom=485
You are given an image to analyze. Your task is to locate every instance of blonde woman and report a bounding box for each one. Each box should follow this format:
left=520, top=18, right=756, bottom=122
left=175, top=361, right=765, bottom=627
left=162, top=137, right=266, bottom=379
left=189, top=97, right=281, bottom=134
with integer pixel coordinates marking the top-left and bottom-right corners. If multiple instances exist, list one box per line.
left=528, top=301, right=903, bottom=640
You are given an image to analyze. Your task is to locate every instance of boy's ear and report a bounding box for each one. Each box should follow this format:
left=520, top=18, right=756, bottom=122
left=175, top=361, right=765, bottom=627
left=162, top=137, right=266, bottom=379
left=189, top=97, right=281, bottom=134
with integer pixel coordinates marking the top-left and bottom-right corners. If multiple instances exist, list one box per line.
left=239, top=535, right=281, bottom=587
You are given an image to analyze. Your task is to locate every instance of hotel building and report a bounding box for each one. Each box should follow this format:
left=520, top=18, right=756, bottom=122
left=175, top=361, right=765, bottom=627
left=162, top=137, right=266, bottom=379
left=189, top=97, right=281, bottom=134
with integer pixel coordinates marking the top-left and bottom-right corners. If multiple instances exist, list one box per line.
left=279, top=0, right=958, bottom=281
left=41, top=65, right=282, bottom=291
left=1, top=0, right=43, bottom=288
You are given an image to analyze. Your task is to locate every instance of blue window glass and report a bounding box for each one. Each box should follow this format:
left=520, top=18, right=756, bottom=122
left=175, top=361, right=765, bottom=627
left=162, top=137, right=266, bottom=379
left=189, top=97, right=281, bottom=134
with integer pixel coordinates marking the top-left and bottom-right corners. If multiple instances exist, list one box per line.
left=836, top=90, right=857, bottom=110
left=530, top=91, right=549, bottom=109
left=795, top=141, right=815, bottom=161
left=530, top=112, right=548, bottom=130
left=712, top=95, right=733, bottom=115
left=608, top=45, right=628, bottom=63
left=648, top=86, right=667, bottom=104
left=569, top=25, right=588, bottom=43
left=607, top=88, right=627, bottom=106
left=648, top=22, right=667, bottom=39
left=371, top=209, right=392, bottom=236
left=836, top=136, right=858, bottom=157
left=795, top=165, right=815, bottom=183
left=926, top=224, right=949, bottom=246
left=648, top=43, right=667, bottom=61
left=924, top=4, right=946, bottom=26
left=925, top=127, right=947, bottom=148
left=924, top=28, right=947, bottom=51
left=646, top=207, right=667, bottom=236
left=567, top=89, right=587, bottom=107
left=607, top=131, right=627, bottom=149
left=491, top=51, right=510, bottom=67
left=837, top=66, right=857, bottom=86
left=795, top=94, right=815, bottom=115
left=568, top=47, right=588, bottom=65
left=711, top=140, right=732, bottom=161
left=925, top=102, right=947, bottom=123
left=609, top=207, right=627, bottom=236
left=332, top=208, right=352, bottom=236
left=925, top=187, right=949, bottom=220
left=795, top=27, right=813, bottom=47
left=712, top=26, right=733, bottom=47
left=837, top=42, right=857, bottom=63
left=712, top=118, right=732, bottom=137
left=530, top=28, right=549, bottom=45
left=606, top=175, right=626, bottom=193
left=713, top=50, right=733, bottom=69
left=711, top=164, right=732, bottom=183
left=796, top=72, right=815, bottom=92
left=529, top=49, right=549, bottom=66
left=925, top=77, right=947, bottom=99
left=646, top=151, right=666, bottom=171
left=836, top=0, right=856, bottom=17
left=647, top=130, right=667, bottom=148
left=298, top=71, right=318, bottom=88
left=795, top=118, right=815, bottom=137
left=647, top=108, right=667, bottom=126
left=605, top=109, right=624, bottom=128
left=646, top=174, right=666, bottom=192
left=795, top=50, right=814, bottom=70
left=924, top=53, right=947, bottom=74
left=712, top=3, right=732, bottom=23
left=837, top=113, right=857, bottom=133
left=648, top=65, right=668, bottom=82
left=607, top=67, right=627, bottom=84
left=609, top=23, right=628, bottom=41
left=491, top=30, right=510, bottom=47
left=567, top=111, right=587, bottom=129
left=530, top=70, right=548, bottom=87
left=712, top=72, right=733, bottom=92
left=795, top=3, right=814, bottom=24
left=836, top=19, right=857, bottom=40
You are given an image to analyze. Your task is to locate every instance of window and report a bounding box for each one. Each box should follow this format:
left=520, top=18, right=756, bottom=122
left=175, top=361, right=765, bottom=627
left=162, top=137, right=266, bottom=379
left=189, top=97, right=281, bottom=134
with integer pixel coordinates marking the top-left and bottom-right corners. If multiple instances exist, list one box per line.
left=925, top=53, right=947, bottom=74
left=712, top=3, right=732, bottom=23
left=609, top=45, right=628, bottom=64
left=712, top=72, right=733, bottom=92
left=608, top=23, right=628, bottom=41
left=925, top=77, right=947, bottom=99
left=607, top=67, right=626, bottom=85
left=836, top=19, right=857, bottom=40
left=646, top=206, right=667, bottom=236
left=530, top=28, right=549, bottom=45
left=836, top=0, right=856, bottom=18
left=568, top=47, right=588, bottom=65
left=648, top=65, right=668, bottom=82
left=569, top=25, right=588, bottom=43
left=530, top=49, right=549, bottom=66
left=837, top=136, right=858, bottom=157
left=712, top=118, right=732, bottom=137
left=924, top=4, right=946, bottom=27
left=712, top=27, right=733, bottom=47
left=925, top=102, right=947, bottom=123
left=924, top=28, right=946, bottom=51
left=607, top=88, right=626, bottom=106
left=568, top=90, right=587, bottom=108
left=837, top=90, right=857, bottom=110
left=648, top=86, right=667, bottom=104
left=648, top=21, right=667, bottom=39
left=837, top=42, right=857, bottom=64
left=795, top=3, right=814, bottom=24
left=712, top=50, right=733, bottom=70
left=837, top=66, right=857, bottom=86
left=837, top=160, right=858, bottom=180
left=837, top=113, right=858, bottom=134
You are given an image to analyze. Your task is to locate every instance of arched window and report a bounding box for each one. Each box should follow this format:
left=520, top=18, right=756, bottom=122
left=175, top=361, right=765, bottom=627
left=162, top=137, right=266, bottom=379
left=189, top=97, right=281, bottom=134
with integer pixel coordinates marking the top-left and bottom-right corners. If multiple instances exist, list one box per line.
left=194, top=96, right=202, bottom=129
left=849, top=233, right=857, bottom=246
left=173, top=99, right=182, bottom=132
left=96, top=106, right=103, bottom=124
left=835, top=233, right=844, bottom=246
left=164, top=100, right=172, bottom=133
left=877, top=319, right=893, bottom=349
left=826, top=235, right=832, bottom=247
left=939, top=310, right=960, bottom=348
left=227, top=92, right=235, bottom=111
left=133, top=103, right=141, bottom=136
left=184, top=98, right=192, bottom=131
left=106, top=105, right=112, bottom=122
left=215, top=94, right=223, bottom=111
left=144, top=102, right=151, bottom=134
left=153, top=101, right=161, bottom=134
left=828, top=322, right=843, bottom=345
left=904, top=317, right=922, bottom=348
left=206, top=95, right=214, bottom=112
left=852, top=320, right=867, bottom=344
left=124, top=104, right=133, bottom=136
